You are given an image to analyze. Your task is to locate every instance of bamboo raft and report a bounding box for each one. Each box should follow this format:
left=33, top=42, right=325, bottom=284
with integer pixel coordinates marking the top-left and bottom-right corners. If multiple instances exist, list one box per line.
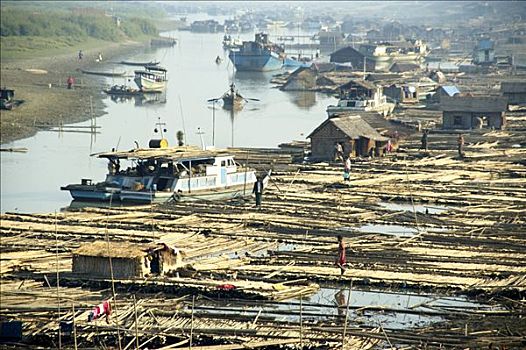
left=1, top=112, right=525, bottom=348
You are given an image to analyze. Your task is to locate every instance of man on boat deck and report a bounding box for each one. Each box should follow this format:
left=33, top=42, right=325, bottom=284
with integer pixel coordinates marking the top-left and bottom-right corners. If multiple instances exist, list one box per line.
left=252, top=175, right=264, bottom=209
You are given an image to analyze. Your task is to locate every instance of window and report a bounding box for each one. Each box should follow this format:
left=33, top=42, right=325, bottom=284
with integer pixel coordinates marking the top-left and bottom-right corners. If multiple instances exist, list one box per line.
left=453, top=116, right=463, bottom=126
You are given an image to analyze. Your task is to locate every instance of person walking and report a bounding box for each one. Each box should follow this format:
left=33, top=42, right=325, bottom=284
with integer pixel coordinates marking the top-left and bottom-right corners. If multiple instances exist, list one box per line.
left=457, top=133, right=465, bottom=158
left=335, top=235, right=346, bottom=276
left=66, top=76, right=75, bottom=89
left=420, top=129, right=429, bottom=151
left=334, top=142, right=344, bottom=162
left=252, top=176, right=264, bottom=209
left=78, top=50, right=83, bottom=61
left=343, top=156, right=351, bottom=182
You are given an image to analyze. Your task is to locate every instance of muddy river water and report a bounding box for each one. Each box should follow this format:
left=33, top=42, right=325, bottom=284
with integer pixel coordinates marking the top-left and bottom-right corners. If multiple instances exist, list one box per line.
left=1, top=13, right=336, bottom=213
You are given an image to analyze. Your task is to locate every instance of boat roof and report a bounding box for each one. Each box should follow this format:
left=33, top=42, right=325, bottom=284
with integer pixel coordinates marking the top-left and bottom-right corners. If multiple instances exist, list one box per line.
left=92, top=146, right=233, bottom=162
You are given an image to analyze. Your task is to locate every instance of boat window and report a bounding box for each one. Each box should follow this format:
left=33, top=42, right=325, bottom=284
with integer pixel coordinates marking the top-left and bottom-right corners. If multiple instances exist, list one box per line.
left=228, top=159, right=235, bottom=166
left=221, top=160, right=227, bottom=167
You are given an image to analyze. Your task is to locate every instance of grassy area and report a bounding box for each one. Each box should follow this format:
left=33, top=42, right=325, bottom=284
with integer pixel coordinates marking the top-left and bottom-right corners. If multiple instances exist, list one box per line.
left=0, top=35, right=156, bottom=61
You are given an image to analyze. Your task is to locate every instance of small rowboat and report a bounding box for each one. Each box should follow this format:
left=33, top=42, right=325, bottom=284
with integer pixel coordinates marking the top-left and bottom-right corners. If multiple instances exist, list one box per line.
left=103, top=85, right=143, bottom=96
left=80, top=69, right=127, bottom=77
left=120, top=60, right=160, bottom=67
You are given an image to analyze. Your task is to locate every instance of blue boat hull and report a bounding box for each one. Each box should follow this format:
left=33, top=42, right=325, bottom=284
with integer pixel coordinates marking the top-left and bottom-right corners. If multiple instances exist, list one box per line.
left=229, top=51, right=283, bottom=71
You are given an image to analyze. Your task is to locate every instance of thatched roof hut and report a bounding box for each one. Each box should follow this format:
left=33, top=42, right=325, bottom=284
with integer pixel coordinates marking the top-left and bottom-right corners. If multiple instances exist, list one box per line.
left=72, top=241, right=183, bottom=279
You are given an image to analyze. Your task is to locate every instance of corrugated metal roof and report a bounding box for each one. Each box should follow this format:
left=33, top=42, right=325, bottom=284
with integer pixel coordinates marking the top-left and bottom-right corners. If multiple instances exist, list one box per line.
left=477, top=39, right=494, bottom=50
left=441, top=96, right=508, bottom=113
left=92, top=146, right=231, bottom=161
left=440, top=85, right=460, bottom=96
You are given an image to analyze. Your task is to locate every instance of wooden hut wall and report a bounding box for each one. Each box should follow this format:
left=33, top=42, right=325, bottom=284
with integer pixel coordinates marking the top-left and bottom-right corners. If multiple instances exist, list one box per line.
left=442, top=111, right=505, bottom=130
left=159, top=250, right=183, bottom=273
left=310, top=123, right=350, bottom=161
left=73, top=255, right=145, bottom=279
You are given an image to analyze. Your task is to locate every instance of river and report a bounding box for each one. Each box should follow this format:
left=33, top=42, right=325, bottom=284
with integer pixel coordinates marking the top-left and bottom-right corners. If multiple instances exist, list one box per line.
left=1, top=14, right=337, bottom=213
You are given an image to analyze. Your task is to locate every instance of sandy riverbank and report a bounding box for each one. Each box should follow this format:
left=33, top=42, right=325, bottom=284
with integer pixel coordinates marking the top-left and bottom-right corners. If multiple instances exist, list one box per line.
left=0, top=40, right=150, bottom=145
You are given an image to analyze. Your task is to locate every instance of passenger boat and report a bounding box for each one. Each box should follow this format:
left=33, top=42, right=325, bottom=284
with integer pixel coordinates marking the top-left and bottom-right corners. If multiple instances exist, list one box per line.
left=327, top=83, right=395, bottom=117
left=222, top=34, right=242, bottom=50
left=229, top=33, right=285, bottom=72
left=61, top=144, right=258, bottom=204
left=134, top=66, right=167, bottom=92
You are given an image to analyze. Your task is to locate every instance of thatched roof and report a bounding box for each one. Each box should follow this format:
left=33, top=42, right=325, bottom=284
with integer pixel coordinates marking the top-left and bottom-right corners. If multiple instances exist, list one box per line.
left=440, top=96, right=508, bottom=113
left=92, top=146, right=231, bottom=161
left=308, top=115, right=389, bottom=141
left=339, top=79, right=378, bottom=91
left=389, top=62, right=420, bottom=73
left=74, top=241, right=180, bottom=259
left=74, top=241, right=147, bottom=259
left=501, top=81, right=526, bottom=93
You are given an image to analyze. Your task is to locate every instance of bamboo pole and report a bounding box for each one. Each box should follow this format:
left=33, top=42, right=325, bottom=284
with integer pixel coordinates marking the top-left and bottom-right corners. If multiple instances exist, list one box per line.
left=190, top=295, right=195, bottom=350
left=342, top=278, right=353, bottom=350
left=72, top=300, right=78, bottom=350
left=134, top=295, right=139, bottom=350
left=55, top=211, right=62, bottom=350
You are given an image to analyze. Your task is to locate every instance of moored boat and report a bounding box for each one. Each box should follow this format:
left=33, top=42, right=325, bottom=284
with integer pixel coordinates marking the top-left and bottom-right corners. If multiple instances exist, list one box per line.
left=61, top=144, right=258, bottom=204
left=120, top=60, right=160, bottom=67
left=229, top=33, right=285, bottom=72
left=80, top=69, right=127, bottom=77
left=134, top=66, right=167, bottom=92
left=103, top=85, right=143, bottom=96
left=326, top=80, right=395, bottom=117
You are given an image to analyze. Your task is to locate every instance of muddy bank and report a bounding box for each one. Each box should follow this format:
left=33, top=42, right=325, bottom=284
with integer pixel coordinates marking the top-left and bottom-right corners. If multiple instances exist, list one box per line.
left=0, top=40, right=150, bottom=144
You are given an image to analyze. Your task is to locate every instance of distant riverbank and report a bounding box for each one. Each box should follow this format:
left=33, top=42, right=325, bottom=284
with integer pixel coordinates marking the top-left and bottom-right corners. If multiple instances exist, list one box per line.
left=0, top=39, right=150, bottom=144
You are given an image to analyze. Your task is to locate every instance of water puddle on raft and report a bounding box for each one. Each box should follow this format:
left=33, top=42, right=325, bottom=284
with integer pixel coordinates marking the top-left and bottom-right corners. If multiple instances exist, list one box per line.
left=196, top=286, right=498, bottom=330
left=377, top=201, right=451, bottom=214
left=338, top=224, right=447, bottom=237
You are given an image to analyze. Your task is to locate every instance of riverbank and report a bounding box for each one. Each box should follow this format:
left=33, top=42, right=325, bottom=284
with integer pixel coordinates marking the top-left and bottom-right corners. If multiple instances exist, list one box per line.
left=0, top=39, right=150, bottom=144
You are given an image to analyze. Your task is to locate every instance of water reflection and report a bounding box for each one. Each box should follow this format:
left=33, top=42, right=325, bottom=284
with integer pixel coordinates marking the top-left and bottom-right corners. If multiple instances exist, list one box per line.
left=286, top=90, right=317, bottom=109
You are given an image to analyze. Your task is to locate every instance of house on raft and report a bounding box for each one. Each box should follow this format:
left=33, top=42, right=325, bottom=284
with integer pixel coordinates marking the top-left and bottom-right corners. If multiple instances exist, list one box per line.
left=280, top=66, right=318, bottom=91
left=383, top=84, right=419, bottom=104
left=440, top=95, right=508, bottom=130
left=501, top=81, right=526, bottom=105
left=307, top=114, right=389, bottom=160
left=72, top=241, right=184, bottom=279
left=429, top=85, right=460, bottom=104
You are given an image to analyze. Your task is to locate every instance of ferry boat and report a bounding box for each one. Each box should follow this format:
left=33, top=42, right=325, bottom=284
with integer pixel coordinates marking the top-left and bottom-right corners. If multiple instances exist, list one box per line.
left=61, top=144, right=258, bottom=204
left=229, top=33, right=285, bottom=72
left=327, top=81, right=395, bottom=117
left=134, top=66, right=167, bottom=92
left=358, top=40, right=428, bottom=64
left=222, top=34, right=242, bottom=50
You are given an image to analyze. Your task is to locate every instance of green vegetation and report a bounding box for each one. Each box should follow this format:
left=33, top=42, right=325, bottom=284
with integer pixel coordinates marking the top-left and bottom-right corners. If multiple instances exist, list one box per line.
left=1, top=8, right=158, bottom=40
left=0, top=5, right=159, bottom=59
